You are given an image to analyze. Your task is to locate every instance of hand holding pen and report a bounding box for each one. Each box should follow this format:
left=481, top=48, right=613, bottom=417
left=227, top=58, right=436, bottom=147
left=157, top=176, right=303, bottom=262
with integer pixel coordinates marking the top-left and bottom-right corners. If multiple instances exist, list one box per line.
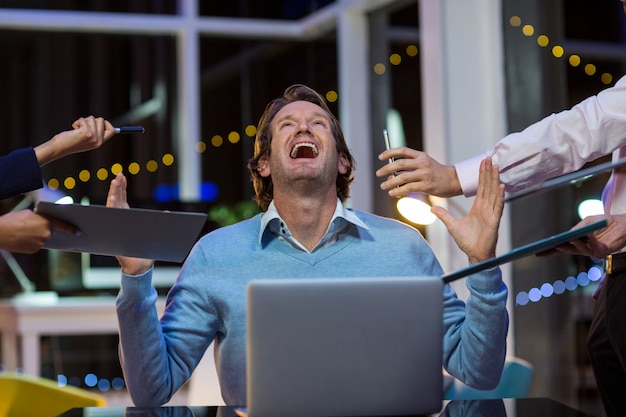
left=35, top=117, right=146, bottom=167
left=36, top=116, right=124, bottom=166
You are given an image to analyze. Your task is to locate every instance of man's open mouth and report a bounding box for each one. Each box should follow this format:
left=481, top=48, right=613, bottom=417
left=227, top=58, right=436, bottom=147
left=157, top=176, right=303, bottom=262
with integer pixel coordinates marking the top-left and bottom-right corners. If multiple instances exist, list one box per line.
left=290, top=142, right=319, bottom=159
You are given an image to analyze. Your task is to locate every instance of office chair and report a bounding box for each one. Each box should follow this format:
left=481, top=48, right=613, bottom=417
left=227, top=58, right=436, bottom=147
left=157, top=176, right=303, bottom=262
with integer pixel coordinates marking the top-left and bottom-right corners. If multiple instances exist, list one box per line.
left=0, top=372, right=106, bottom=417
left=444, top=356, right=534, bottom=400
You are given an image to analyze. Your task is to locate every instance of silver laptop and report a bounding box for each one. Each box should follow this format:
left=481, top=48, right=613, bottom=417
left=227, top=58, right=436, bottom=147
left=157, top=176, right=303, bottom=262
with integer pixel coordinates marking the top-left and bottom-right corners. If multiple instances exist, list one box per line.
left=245, top=277, right=444, bottom=417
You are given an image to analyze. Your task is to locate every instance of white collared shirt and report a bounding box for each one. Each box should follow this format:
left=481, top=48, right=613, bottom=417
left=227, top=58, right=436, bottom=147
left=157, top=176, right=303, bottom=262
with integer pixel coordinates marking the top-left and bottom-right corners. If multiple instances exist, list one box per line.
left=258, top=198, right=369, bottom=253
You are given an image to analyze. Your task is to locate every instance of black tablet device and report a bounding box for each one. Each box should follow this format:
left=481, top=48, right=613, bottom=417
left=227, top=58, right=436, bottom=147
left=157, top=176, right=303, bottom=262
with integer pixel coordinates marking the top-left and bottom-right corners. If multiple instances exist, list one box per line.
left=36, top=202, right=207, bottom=262
left=442, top=219, right=607, bottom=283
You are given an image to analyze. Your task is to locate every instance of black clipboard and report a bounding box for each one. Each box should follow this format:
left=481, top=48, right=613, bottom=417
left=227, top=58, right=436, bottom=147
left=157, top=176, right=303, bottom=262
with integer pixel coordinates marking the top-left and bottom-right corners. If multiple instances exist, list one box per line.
left=505, top=157, right=626, bottom=202
left=35, top=202, right=208, bottom=262
left=442, top=219, right=607, bottom=283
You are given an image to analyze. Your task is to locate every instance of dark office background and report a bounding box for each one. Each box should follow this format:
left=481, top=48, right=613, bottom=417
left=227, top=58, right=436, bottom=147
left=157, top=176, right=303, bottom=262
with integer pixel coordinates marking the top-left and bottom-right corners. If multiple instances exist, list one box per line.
left=0, top=1, right=624, bottom=416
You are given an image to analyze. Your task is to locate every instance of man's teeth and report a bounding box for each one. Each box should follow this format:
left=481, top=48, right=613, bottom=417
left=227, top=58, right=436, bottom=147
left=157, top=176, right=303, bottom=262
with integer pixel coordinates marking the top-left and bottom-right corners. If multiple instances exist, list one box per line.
left=290, top=143, right=319, bottom=159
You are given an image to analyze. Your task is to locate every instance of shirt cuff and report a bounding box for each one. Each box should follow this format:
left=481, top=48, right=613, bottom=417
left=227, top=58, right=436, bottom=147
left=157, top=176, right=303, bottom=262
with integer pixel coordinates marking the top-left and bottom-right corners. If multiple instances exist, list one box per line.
left=120, top=266, right=155, bottom=296
left=454, top=153, right=486, bottom=197
left=468, top=266, right=504, bottom=294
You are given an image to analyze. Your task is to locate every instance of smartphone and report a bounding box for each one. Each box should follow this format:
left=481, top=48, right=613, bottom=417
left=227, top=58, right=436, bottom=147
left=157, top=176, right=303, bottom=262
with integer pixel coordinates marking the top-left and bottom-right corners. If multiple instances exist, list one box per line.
left=383, top=129, right=396, bottom=177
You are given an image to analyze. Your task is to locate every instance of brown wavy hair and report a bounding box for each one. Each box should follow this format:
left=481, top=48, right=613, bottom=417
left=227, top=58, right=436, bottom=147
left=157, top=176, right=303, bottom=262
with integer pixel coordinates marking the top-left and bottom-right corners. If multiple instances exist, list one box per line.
left=247, top=84, right=356, bottom=211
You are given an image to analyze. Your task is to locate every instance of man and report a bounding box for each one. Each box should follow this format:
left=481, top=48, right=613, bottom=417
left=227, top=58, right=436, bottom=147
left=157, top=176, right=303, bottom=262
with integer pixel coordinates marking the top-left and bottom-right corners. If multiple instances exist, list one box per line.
left=376, top=53, right=626, bottom=417
left=110, top=84, right=508, bottom=407
left=0, top=116, right=116, bottom=253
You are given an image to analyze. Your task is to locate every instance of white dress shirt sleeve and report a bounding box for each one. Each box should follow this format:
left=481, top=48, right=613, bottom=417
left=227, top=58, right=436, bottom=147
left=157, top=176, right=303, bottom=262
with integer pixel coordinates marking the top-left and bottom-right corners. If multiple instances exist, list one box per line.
left=454, top=75, right=626, bottom=197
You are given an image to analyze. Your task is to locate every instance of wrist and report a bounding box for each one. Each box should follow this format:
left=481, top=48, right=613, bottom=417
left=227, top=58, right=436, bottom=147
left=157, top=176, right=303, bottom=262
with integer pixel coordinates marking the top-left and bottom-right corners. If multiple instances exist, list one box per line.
left=119, top=259, right=154, bottom=276
left=469, top=252, right=495, bottom=265
left=446, top=166, right=462, bottom=197
left=34, top=137, right=59, bottom=167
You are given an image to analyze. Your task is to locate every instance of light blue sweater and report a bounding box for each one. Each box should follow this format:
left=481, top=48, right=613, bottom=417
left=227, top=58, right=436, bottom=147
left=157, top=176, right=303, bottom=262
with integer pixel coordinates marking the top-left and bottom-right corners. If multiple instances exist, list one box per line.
left=116, top=209, right=508, bottom=406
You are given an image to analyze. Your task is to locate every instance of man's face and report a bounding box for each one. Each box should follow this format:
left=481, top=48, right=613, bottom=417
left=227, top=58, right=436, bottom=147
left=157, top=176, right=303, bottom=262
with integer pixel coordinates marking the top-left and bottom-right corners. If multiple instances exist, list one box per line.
left=257, top=100, right=348, bottom=189
left=622, top=0, right=626, bottom=13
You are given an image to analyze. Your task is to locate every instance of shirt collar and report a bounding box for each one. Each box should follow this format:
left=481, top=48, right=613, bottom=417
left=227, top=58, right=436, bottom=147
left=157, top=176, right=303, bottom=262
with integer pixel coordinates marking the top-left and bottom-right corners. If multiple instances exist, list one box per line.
left=258, top=198, right=368, bottom=246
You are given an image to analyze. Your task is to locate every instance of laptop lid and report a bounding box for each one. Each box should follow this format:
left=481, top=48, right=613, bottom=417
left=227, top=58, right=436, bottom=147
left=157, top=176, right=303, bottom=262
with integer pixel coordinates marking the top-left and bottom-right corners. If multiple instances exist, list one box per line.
left=245, top=277, right=444, bottom=417
left=35, top=202, right=207, bottom=263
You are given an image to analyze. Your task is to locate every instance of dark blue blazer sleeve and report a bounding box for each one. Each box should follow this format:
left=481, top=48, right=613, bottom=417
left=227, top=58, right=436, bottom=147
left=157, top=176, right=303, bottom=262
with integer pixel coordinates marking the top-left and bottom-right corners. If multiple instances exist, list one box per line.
left=0, top=147, right=43, bottom=200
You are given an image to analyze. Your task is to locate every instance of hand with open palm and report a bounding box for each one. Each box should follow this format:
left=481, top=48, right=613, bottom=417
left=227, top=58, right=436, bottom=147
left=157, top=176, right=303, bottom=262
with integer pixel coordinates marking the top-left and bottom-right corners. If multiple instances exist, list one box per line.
left=432, top=157, right=505, bottom=265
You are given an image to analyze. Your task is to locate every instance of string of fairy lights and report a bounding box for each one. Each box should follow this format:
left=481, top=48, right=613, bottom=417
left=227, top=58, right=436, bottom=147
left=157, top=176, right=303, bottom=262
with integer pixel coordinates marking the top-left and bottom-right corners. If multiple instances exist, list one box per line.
left=47, top=15, right=616, bottom=197
left=47, top=14, right=616, bottom=306
left=509, top=15, right=616, bottom=85
left=44, top=102, right=340, bottom=195
left=42, top=14, right=615, bottom=274
left=506, top=15, right=615, bottom=305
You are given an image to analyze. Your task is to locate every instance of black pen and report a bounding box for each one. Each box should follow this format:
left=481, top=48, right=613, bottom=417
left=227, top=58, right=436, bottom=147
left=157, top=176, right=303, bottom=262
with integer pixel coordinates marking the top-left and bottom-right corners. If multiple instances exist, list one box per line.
left=114, top=126, right=145, bottom=134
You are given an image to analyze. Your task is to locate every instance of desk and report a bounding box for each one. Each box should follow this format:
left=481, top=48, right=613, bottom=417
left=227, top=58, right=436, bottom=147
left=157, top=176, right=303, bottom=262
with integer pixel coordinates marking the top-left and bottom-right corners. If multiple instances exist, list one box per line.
left=57, top=398, right=596, bottom=417
left=0, top=296, right=165, bottom=376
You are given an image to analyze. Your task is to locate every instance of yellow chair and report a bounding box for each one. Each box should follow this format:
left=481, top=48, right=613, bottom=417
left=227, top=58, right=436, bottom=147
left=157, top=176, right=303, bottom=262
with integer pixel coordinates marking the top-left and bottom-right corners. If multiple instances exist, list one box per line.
left=0, top=372, right=106, bottom=417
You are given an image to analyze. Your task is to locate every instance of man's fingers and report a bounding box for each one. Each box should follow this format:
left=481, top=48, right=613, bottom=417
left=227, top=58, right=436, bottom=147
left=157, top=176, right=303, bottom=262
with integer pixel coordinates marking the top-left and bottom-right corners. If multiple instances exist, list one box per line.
left=103, top=119, right=116, bottom=140
left=106, top=173, right=129, bottom=208
left=431, top=206, right=455, bottom=231
left=477, top=158, right=494, bottom=195
left=43, top=215, right=79, bottom=236
left=71, top=117, right=84, bottom=130
left=476, top=158, right=504, bottom=213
